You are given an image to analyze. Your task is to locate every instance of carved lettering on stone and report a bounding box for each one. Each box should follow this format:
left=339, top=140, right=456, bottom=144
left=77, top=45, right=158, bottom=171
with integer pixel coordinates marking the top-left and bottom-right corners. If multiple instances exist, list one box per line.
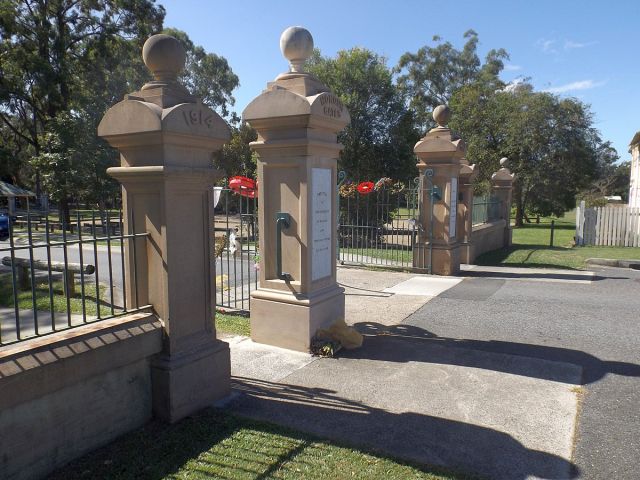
left=449, top=177, right=458, bottom=239
left=311, top=168, right=332, bottom=281
left=319, top=94, right=344, bottom=119
left=182, top=108, right=214, bottom=128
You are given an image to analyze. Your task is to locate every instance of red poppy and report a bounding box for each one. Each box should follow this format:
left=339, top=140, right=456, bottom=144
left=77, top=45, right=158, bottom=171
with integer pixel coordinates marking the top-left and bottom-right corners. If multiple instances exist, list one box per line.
left=357, top=181, right=375, bottom=195
left=229, top=176, right=257, bottom=198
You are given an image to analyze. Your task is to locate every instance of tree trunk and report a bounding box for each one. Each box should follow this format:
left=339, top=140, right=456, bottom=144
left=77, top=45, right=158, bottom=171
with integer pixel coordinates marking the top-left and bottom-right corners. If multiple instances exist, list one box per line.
left=60, top=197, right=71, bottom=230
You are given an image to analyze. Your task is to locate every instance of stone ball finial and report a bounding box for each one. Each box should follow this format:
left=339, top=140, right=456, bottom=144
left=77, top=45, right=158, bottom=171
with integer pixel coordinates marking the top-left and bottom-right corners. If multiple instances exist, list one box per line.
left=433, top=105, right=451, bottom=127
left=142, top=34, right=186, bottom=83
left=500, top=157, right=509, bottom=168
left=280, top=26, right=314, bottom=73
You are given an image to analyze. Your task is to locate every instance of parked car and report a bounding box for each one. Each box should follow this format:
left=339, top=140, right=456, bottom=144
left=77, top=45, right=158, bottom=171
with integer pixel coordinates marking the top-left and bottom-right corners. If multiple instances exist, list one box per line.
left=0, top=213, right=9, bottom=240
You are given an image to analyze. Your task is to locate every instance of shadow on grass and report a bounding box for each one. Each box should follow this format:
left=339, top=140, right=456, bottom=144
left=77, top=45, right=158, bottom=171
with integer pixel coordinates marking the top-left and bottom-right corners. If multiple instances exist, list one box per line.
left=48, top=408, right=469, bottom=480
left=0, top=272, right=117, bottom=315
left=48, top=410, right=244, bottom=480
left=474, top=245, right=581, bottom=271
left=515, top=223, right=575, bottom=230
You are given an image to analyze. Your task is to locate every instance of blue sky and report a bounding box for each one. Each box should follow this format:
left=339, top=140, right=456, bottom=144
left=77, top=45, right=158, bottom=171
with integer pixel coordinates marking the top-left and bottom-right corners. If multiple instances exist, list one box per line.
left=161, top=0, right=640, bottom=162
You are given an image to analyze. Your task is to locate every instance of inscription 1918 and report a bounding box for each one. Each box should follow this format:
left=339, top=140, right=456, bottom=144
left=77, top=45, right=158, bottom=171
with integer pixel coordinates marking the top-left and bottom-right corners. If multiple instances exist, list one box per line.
left=182, top=109, right=214, bottom=128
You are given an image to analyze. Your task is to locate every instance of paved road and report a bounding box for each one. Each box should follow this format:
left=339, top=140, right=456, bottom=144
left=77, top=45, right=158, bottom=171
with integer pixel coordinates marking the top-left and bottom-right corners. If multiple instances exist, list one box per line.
left=0, top=240, right=255, bottom=292
left=402, top=266, right=640, bottom=479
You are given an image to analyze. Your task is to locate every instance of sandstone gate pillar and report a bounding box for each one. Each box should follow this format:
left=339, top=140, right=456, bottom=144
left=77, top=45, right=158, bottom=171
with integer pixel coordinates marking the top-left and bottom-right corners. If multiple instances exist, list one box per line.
left=413, top=105, right=465, bottom=275
left=98, top=34, right=231, bottom=422
left=458, top=160, right=478, bottom=264
left=491, top=158, right=516, bottom=247
left=243, top=27, right=350, bottom=352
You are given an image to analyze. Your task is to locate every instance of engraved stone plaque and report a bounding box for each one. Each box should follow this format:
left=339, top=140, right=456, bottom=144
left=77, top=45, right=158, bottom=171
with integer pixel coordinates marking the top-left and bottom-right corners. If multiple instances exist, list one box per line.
left=449, top=177, right=458, bottom=239
left=311, top=168, right=332, bottom=281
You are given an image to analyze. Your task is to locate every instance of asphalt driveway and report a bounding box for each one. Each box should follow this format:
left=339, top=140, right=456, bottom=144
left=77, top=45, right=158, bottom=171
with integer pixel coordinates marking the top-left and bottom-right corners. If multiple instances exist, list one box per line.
left=403, top=266, right=640, bottom=479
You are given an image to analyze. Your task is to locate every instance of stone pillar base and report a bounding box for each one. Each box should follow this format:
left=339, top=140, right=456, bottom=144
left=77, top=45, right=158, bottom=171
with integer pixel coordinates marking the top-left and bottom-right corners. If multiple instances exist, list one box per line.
left=414, top=244, right=461, bottom=275
left=150, top=339, right=230, bottom=423
left=460, top=242, right=475, bottom=264
left=505, top=227, right=513, bottom=247
left=431, top=245, right=461, bottom=275
left=250, top=285, right=345, bottom=352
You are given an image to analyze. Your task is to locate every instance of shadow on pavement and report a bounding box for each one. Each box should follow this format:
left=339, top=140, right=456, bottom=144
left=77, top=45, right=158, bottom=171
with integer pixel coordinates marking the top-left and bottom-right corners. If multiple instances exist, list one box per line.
left=351, top=322, right=640, bottom=385
left=463, top=269, right=608, bottom=281
left=230, top=376, right=579, bottom=480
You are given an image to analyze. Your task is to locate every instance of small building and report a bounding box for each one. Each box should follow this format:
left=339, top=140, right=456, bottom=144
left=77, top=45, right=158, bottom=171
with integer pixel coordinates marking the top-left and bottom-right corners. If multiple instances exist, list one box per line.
left=0, top=180, right=36, bottom=215
left=630, top=131, right=640, bottom=208
left=604, top=195, right=624, bottom=204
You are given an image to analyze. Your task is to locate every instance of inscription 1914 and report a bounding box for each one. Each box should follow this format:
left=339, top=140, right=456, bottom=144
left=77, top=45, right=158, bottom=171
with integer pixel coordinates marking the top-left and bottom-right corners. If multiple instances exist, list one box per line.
left=182, top=109, right=214, bottom=128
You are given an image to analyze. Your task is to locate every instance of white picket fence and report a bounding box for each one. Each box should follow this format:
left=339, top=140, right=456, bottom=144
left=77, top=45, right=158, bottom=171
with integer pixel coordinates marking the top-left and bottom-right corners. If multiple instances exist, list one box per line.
left=575, top=201, right=640, bottom=246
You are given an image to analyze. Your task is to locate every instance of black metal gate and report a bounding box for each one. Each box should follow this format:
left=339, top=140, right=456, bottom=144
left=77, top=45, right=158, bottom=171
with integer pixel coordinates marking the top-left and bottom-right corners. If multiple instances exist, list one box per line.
left=213, top=188, right=259, bottom=311
left=337, top=177, right=421, bottom=269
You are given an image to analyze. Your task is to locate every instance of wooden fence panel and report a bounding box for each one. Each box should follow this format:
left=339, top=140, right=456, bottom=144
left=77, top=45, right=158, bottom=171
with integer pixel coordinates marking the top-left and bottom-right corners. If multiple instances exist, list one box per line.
left=579, top=206, right=640, bottom=247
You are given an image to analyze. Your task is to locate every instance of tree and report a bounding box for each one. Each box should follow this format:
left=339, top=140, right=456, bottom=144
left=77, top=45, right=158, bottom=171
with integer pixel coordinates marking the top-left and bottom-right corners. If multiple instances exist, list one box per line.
left=0, top=0, right=165, bottom=171
left=0, top=2, right=240, bottom=222
left=162, top=28, right=239, bottom=120
left=30, top=108, right=125, bottom=224
left=216, top=121, right=258, bottom=179
left=451, top=81, right=605, bottom=225
left=306, top=48, right=419, bottom=181
left=0, top=0, right=165, bottom=209
left=396, top=30, right=509, bottom=130
left=580, top=150, right=629, bottom=206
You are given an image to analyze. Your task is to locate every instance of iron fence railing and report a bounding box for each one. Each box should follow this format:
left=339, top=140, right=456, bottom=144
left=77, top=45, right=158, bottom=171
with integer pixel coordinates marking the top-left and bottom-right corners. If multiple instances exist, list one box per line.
left=213, top=188, right=258, bottom=311
left=338, top=180, right=419, bottom=269
left=0, top=199, right=150, bottom=347
left=472, top=195, right=502, bottom=226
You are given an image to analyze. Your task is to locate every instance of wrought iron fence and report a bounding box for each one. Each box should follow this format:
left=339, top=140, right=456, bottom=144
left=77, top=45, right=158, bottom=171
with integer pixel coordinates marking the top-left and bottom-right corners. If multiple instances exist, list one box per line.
left=213, top=188, right=259, bottom=311
left=337, top=179, right=419, bottom=269
left=0, top=199, right=149, bottom=347
left=472, top=194, right=502, bottom=225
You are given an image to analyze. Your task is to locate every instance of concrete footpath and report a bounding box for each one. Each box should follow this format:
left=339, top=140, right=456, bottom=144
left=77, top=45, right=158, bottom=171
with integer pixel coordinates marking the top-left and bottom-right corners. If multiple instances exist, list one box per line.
left=221, top=266, right=605, bottom=480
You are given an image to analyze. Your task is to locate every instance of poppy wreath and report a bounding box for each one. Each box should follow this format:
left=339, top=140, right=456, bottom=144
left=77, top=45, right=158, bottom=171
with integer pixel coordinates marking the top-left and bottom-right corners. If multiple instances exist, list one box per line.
left=229, top=176, right=257, bottom=198
left=357, top=181, right=375, bottom=195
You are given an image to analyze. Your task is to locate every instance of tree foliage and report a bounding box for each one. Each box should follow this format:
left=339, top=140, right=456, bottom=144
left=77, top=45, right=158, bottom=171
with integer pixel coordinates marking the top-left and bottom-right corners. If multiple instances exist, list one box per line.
left=0, top=1, right=239, bottom=219
left=451, top=81, right=610, bottom=225
left=306, top=47, right=419, bottom=181
left=0, top=0, right=164, bottom=156
left=396, top=30, right=508, bottom=130
left=216, top=121, right=258, bottom=180
left=163, top=28, right=239, bottom=120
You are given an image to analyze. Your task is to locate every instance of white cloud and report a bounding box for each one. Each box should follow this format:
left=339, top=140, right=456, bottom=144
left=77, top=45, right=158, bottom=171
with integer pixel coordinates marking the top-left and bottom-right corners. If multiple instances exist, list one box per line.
left=503, top=64, right=522, bottom=72
left=543, top=79, right=606, bottom=94
left=501, top=77, right=527, bottom=93
left=564, top=40, right=598, bottom=50
left=536, top=38, right=557, bottom=54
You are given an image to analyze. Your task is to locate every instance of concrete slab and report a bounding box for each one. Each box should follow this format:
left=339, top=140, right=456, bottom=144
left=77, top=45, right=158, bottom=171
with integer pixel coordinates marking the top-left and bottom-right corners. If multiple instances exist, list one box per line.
left=338, top=267, right=433, bottom=326
left=225, top=334, right=317, bottom=383
left=462, top=264, right=595, bottom=284
left=383, top=276, right=463, bottom=296
left=226, top=334, right=581, bottom=480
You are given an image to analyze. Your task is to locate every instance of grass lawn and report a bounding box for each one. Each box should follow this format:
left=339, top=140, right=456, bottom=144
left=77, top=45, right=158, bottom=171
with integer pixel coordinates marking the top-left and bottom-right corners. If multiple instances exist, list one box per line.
left=340, top=247, right=412, bottom=264
left=0, top=273, right=117, bottom=316
left=335, top=211, right=640, bottom=270
left=475, top=211, right=640, bottom=270
left=216, top=311, right=250, bottom=336
left=49, top=409, right=469, bottom=480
